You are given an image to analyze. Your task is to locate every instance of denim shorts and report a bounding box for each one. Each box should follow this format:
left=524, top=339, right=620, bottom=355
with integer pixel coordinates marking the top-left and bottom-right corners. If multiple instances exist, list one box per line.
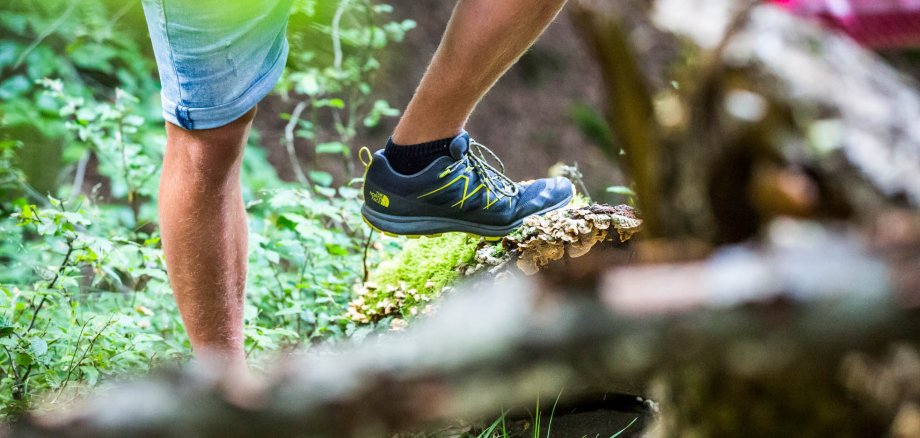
left=141, top=0, right=294, bottom=130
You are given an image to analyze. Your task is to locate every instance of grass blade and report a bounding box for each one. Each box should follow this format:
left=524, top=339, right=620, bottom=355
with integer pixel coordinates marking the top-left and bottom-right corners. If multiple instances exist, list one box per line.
left=546, top=388, right=563, bottom=438
left=610, top=416, right=640, bottom=438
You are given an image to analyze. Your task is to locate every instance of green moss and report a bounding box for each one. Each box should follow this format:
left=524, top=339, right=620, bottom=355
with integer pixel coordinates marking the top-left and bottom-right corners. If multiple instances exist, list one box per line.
left=373, top=233, right=479, bottom=292
left=348, top=233, right=481, bottom=322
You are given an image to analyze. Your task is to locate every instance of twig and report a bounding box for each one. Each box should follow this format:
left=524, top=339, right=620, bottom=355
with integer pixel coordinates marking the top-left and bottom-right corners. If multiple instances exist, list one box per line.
left=561, top=163, right=592, bottom=202
left=116, top=118, right=141, bottom=225
left=19, top=179, right=50, bottom=206
left=326, top=0, right=357, bottom=179
left=268, top=262, right=287, bottom=303
left=245, top=339, right=259, bottom=359
left=53, top=317, right=113, bottom=403
left=283, top=100, right=311, bottom=186
left=2, top=346, right=21, bottom=385
left=108, top=1, right=135, bottom=26
left=26, top=240, right=74, bottom=333
left=331, top=0, right=353, bottom=72
left=14, top=2, right=78, bottom=68
left=70, top=151, right=91, bottom=199
left=362, top=230, right=374, bottom=283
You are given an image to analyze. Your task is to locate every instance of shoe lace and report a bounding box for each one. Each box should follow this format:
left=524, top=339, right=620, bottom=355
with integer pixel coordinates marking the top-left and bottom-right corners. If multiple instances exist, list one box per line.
left=446, top=139, right=520, bottom=197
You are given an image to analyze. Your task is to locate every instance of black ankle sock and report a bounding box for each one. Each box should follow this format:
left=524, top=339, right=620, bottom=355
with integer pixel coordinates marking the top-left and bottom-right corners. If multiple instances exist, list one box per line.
left=384, top=135, right=454, bottom=175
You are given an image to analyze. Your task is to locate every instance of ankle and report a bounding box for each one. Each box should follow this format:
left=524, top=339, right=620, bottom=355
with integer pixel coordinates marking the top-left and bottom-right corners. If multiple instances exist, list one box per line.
left=383, top=134, right=457, bottom=175
left=391, top=128, right=462, bottom=146
left=391, top=108, right=463, bottom=145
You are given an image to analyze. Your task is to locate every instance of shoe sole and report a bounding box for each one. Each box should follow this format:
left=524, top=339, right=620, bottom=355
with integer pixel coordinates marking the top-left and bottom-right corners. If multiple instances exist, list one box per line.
left=361, top=192, right=574, bottom=241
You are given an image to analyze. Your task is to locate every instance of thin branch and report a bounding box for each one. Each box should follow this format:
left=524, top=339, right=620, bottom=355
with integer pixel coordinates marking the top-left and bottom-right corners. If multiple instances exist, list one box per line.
left=26, top=240, right=74, bottom=333
left=2, top=346, right=21, bottom=384
left=283, top=101, right=311, bottom=186
left=19, top=179, right=50, bottom=206
left=70, top=150, right=91, bottom=199
left=108, top=1, right=135, bottom=27
left=362, top=230, right=374, bottom=283
left=53, top=317, right=113, bottom=403
left=331, top=0, right=353, bottom=72
left=116, top=118, right=141, bottom=225
left=14, top=2, right=78, bottom=68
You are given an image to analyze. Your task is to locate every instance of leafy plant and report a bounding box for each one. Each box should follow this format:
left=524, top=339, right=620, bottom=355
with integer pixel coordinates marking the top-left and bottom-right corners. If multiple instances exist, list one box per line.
left=0, top=195, right=179, bottom=417
left=279, top=0, right=415, bottom=184
left=244, top=184, right=386, bottom=350
left=42, top=80, right=161, bottom=224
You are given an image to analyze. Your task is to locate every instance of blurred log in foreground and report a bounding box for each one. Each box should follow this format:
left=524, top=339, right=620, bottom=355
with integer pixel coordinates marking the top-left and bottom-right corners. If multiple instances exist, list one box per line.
left=12, top=218, right=920, bottom=437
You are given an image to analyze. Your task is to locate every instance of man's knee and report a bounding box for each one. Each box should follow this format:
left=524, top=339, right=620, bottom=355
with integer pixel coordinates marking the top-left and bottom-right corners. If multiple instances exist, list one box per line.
left=164, top=108, right=256, bottom=184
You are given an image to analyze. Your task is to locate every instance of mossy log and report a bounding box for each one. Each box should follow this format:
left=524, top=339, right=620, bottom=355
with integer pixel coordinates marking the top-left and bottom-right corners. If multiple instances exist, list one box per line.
left=347, top=203, right=642, bottom=324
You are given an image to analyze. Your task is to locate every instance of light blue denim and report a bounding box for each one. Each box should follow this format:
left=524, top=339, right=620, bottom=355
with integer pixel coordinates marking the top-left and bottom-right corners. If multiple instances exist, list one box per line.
left=141, top=0, right=293, bottom=130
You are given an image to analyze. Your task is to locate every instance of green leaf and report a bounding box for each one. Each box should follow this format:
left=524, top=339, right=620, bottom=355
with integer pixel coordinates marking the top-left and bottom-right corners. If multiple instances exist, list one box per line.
left=296, top=74, right=321, bottom=95
left=0, top=75, right=30, bottom=100
left=0, top=14, right=27, bottom=35
left=308, top=170, right=334, bottom=187
left=0, top=322, right=14, bottom=338
left=80, top=366, right=100, bottom=386
left=338, top=186, right=360, bottom=199
left=606, top=186, right=636, bottom=196
left=264, top=250, right=280, bottom=265
left=30, top=338, right=48, bottom=357
left=276, top=213, right=301, bottom=231
left=325, top=244, right=349, bottom=256
left=315, top=142, right=349, bottom=156
left=0, top=41, right=21, bottom=69
left=363, top=99, right=400, bottom=128
left=14, top=351, right=32, bottom=367
left=314, top=98, right=344, bottom=109
left=314, top=186, right=337, bottom=198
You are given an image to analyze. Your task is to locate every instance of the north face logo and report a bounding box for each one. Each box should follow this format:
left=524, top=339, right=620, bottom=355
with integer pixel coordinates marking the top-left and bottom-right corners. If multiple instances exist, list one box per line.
left=369, top=191, right=390, bottom=208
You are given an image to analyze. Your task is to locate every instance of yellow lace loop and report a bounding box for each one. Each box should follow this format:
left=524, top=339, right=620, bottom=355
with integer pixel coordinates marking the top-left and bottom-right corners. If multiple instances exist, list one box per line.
left=358, top=146, right=373, bottom=169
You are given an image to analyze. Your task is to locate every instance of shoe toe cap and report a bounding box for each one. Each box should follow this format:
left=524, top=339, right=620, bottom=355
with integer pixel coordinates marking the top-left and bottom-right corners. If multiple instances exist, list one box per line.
left=518, top=176, right=574, bottom=215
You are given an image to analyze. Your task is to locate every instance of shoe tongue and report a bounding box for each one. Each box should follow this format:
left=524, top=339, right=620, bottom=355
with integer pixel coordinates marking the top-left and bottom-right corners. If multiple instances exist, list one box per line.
left=448, top=131, right=470, bottom=160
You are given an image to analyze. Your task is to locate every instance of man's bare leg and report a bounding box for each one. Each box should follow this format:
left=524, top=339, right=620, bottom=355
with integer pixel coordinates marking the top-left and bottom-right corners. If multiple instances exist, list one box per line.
left=158, top=108, right=256, bottom=367
left=392, top=0, right=567, bottom=145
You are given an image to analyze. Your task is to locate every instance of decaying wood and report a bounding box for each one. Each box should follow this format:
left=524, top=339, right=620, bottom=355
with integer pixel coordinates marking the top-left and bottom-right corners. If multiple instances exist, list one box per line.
left=497, top=203, right=642, bottom=275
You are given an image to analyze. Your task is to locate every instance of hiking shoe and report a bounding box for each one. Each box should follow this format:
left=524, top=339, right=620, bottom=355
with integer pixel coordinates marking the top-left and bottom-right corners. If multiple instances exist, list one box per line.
left=360, top=131, right=575, bottom=238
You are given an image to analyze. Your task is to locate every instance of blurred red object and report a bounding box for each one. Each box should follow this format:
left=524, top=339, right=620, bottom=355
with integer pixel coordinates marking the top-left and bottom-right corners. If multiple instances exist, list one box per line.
left=769, top=0, right=920, bottom=48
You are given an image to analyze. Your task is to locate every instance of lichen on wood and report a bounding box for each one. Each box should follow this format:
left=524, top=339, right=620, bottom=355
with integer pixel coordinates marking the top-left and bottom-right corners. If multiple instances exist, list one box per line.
left=502, top=203, right=642, bottom=275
